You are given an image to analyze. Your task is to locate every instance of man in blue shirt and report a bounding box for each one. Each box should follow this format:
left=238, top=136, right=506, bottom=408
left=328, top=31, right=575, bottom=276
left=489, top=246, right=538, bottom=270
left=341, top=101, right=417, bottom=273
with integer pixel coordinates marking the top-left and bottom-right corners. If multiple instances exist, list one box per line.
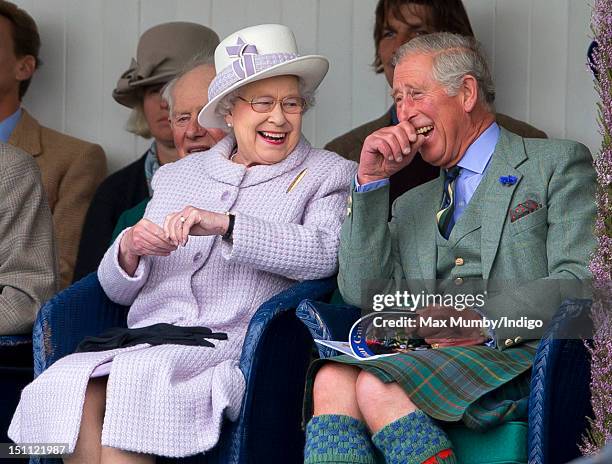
left=304, top=32, right=596, bottom=464
left=0, top=1, right=106, bottom=288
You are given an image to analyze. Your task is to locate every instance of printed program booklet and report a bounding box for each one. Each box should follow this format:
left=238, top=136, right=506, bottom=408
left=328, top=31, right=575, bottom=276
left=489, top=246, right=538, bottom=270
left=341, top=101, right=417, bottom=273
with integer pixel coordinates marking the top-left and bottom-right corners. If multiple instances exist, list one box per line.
left=314, top=312, right=430, bottom=360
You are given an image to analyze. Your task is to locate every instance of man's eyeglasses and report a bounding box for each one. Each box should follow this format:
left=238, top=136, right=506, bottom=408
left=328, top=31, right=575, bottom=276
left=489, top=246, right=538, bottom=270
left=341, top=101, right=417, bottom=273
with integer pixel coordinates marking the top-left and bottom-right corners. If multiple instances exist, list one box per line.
left=236, top=96, right=306, bottom=114
left=170, top=110, right=201, bottom=128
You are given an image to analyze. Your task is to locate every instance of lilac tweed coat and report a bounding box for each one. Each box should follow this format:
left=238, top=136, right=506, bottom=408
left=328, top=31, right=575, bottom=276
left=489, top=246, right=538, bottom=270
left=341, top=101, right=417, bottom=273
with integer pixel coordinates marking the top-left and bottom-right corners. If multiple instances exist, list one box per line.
left=9, top=135, right=356, bottom=457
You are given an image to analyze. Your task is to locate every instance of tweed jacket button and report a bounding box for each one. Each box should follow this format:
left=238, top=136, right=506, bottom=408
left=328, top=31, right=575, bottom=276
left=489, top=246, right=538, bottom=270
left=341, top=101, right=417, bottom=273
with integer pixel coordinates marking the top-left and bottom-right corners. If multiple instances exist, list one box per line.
left=514, top=336, right=523, bottom=344
left=221, top=191, right=230, bottom=201
left=504, top=338, right=514, bottom=347
left=454, top=257, right=464, bottom=266
left=193, top=252, right=202, bottom=262
left=454, top=277, right=464, bottom=286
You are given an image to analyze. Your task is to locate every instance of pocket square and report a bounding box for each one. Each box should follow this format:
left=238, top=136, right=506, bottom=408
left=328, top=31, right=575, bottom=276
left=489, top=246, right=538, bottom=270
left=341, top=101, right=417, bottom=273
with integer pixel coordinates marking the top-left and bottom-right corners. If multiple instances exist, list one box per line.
left=510, top=199, right=541, bottom=223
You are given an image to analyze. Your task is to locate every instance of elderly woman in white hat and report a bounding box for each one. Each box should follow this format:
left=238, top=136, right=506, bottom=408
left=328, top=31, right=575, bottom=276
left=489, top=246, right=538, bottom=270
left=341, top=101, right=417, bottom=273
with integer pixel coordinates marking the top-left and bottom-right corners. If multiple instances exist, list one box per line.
left=9, top=24, right=356, bottom=463
left=73, top=21, right=221, bottom=283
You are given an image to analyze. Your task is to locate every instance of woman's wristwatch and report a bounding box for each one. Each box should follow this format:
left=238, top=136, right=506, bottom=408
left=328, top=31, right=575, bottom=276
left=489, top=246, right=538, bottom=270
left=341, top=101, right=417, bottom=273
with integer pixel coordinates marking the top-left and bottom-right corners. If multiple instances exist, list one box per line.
left=222, top=212, right=235, bottom=241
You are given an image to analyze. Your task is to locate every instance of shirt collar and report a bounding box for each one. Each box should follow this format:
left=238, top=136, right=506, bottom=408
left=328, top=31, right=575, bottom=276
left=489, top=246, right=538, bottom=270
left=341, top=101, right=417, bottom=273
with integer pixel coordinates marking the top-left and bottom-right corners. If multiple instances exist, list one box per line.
left=457, top=122, right=500, bottom=174
left=0, top=108, right=22, bottom=143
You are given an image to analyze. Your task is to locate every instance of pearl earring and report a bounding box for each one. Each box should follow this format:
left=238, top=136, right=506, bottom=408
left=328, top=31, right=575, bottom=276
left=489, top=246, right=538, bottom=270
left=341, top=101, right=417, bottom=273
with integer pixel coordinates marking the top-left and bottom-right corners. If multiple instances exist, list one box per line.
left=227, top=122, right=233, bottom=128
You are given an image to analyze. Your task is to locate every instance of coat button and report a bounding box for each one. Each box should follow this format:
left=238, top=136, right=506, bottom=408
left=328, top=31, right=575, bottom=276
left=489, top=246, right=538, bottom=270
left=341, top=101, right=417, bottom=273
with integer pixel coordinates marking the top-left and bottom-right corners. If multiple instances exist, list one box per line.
left=193, top=252, right=202, bottom=262
left=454, top=277, right=463, bottom=286
left=504, top=339, right=514, bottom=347
left=514, top=336, right=523, bottom=344
left=455, top=257, right=464, bottom=266
left=221, top=191, right=230, bottom=201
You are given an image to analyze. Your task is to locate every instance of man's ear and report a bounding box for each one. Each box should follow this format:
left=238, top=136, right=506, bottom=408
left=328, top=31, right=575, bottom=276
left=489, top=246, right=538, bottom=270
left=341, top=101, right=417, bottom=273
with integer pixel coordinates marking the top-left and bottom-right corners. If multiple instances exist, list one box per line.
left=15, top=55, right=36, bottom=82
left=460, top=75, right=479, bottom=113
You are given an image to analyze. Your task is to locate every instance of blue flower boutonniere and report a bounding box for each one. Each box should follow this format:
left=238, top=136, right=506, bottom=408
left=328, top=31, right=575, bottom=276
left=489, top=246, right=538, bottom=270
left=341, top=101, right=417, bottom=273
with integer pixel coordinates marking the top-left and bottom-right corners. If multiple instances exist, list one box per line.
left=499, top=175, right=518, bottom=186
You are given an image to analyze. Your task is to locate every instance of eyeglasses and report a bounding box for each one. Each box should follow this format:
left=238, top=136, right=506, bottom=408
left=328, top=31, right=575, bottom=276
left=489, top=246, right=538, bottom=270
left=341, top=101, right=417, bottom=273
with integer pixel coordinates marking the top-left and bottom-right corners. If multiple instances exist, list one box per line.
left=170, top=110, right=201, bottom=128
left=236, top=95, right=306, bottom=114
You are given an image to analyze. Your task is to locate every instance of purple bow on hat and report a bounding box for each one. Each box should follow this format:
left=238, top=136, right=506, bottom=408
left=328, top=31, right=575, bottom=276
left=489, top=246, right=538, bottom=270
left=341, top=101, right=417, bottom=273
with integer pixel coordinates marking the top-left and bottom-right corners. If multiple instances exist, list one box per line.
left=226, top=37, right=258, bottom=79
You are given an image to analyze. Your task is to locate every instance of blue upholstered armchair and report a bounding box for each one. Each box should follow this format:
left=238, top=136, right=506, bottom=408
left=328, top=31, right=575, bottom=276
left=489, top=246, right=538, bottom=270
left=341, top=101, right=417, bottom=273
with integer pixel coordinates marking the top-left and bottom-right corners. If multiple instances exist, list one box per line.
left=296, top=298, right=594, bottom=464
left=0, top=334, right=34, bottom=450
left=31, top=272, right=336, bottom=464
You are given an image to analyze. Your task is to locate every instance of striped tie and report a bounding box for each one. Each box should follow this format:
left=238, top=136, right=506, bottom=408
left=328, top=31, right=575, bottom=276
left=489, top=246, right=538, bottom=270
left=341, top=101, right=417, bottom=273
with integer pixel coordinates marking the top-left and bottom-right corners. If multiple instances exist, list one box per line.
left=436, top=167, right=461, bottom=239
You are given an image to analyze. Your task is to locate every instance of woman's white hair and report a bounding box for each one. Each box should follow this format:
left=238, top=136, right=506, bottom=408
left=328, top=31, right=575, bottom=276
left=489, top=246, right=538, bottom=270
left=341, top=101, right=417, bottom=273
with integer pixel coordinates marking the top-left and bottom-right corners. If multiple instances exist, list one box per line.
left=393, top=32, right=496, bottom=110
left=215, top=76, right=316, bottom=122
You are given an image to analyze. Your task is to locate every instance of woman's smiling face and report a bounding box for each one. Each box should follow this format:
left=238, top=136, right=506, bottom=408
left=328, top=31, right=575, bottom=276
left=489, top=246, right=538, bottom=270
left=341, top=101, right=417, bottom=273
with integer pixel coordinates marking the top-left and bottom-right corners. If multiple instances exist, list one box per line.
left=225, top=75, right=303, bottom=166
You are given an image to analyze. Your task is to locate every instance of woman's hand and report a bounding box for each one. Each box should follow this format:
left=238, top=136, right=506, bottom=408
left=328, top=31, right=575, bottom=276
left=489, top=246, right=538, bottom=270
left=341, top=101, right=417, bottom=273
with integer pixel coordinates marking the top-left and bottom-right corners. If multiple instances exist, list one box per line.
left=415, top=306, right=487, bottom=348
left=163, top=206, right=230, bottom=246
left=357, top=121, right=426, bottom=184
left=119, top=219, right=178, bottom=275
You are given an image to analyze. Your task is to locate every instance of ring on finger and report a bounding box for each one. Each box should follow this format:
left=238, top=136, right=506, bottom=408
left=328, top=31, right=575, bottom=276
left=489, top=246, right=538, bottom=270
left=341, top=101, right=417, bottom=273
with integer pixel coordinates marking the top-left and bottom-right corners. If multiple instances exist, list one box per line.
left=179, top=216, right=186, bottom=223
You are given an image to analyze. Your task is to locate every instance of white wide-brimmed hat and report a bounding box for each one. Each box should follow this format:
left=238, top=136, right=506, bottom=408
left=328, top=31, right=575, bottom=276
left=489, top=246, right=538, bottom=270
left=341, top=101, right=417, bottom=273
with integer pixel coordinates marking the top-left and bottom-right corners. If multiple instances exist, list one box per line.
left=197, top=24, right=329, bottom=128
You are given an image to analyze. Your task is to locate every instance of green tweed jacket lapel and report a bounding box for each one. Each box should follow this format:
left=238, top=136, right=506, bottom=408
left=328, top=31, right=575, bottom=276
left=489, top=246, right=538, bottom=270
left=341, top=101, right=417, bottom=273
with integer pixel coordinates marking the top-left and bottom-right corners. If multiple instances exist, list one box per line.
left=412, top=173, right=444, bottom=281
left=410, top=128, right=527, bottom=282
left=480, top=128, right=527, bottom=279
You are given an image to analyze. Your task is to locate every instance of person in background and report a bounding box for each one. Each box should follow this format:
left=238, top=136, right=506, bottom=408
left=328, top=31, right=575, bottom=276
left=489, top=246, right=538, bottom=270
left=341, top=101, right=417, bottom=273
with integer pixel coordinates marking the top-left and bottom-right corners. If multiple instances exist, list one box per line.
left=73, top=22, right=220, bottom=282
left=110, top=59, right=226, bottom=240
left=0, top=0, right=106, bottom=289
left=305, top=32, right=595, bottom=464
left=10, top=24, right=355, bottom=463
left=0, top=143, right=57, bottom=336
left=325, top=0, right=547, bottom=206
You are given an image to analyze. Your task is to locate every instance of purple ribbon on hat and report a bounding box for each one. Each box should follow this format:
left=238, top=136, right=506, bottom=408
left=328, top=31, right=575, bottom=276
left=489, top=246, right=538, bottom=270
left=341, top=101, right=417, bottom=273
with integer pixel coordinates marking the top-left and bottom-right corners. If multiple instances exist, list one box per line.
left=226, top=37, right=258, bottom=80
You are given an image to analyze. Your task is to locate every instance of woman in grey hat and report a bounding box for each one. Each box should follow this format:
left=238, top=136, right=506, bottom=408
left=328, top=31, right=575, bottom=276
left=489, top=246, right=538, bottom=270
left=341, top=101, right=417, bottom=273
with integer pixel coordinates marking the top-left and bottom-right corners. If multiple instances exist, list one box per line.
left=72, top=21, right=221, bottom=282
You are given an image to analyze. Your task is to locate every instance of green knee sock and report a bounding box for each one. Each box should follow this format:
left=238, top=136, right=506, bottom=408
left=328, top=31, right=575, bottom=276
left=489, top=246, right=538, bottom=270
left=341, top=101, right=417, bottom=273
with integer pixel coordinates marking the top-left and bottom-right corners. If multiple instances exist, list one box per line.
left=372, top=410, right=457, bottom=464
left=304, top=414, right=377, bottom=464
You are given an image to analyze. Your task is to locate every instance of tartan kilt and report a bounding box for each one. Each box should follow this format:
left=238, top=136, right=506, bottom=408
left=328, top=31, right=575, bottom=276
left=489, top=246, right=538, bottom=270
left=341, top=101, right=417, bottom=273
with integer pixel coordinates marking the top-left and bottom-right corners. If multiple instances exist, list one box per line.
left=304, top=345, right=535, bottom=430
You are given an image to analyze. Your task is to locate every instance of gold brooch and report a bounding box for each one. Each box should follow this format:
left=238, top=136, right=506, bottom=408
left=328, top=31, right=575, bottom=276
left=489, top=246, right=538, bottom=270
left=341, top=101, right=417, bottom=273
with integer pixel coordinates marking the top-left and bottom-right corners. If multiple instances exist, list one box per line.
left=286, top=168, right=308, bottom=193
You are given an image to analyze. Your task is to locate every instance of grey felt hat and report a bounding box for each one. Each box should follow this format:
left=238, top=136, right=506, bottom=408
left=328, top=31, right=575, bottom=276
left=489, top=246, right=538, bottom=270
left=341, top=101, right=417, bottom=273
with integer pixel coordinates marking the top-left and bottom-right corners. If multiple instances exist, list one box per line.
left=113, top=22, right=220, bottom=108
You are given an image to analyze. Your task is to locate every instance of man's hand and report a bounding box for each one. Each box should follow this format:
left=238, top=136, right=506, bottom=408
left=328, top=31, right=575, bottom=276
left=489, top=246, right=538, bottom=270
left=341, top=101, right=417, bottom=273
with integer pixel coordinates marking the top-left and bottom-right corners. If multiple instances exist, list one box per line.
left=163, top=206, right=230, bottom=247
left=357, top=121, right=426, bottom=184
left=416, top=306, right=487, bottom=347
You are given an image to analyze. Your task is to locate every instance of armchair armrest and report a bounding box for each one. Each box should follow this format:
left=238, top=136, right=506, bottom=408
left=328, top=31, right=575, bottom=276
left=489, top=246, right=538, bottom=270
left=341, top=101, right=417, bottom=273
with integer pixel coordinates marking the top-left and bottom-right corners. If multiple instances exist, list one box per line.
left=32, top=272, right=128, bottom=376
left=217, top=277, right=337, bottom=464
left=238, top=277, right=338, bottom=376
left=296, top=299, right=361, bottom=359
left=0, top=335, right=31, bottom=347
left=528, top=298, right=593, bottom=464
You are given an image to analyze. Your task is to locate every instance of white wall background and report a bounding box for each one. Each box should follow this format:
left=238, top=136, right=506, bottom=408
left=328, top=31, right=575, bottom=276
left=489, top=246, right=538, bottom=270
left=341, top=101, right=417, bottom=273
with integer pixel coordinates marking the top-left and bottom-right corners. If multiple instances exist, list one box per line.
left=13, top=0, right=600, bottom=173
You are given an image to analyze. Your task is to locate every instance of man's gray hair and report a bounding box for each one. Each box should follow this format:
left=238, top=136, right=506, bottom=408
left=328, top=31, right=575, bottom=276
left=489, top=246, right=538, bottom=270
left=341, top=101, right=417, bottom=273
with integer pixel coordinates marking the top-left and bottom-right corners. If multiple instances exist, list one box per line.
left=215, top=77, right=316, bottom=122
left=162, top=53, right=216, bottom=115
left=393, top=32, right=495, bottom=110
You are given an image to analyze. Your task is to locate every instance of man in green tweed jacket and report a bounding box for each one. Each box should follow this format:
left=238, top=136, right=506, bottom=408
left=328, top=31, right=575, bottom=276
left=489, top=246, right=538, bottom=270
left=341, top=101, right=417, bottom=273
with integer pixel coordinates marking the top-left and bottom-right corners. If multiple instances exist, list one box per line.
left=303, top=33, right=596, bottom=464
